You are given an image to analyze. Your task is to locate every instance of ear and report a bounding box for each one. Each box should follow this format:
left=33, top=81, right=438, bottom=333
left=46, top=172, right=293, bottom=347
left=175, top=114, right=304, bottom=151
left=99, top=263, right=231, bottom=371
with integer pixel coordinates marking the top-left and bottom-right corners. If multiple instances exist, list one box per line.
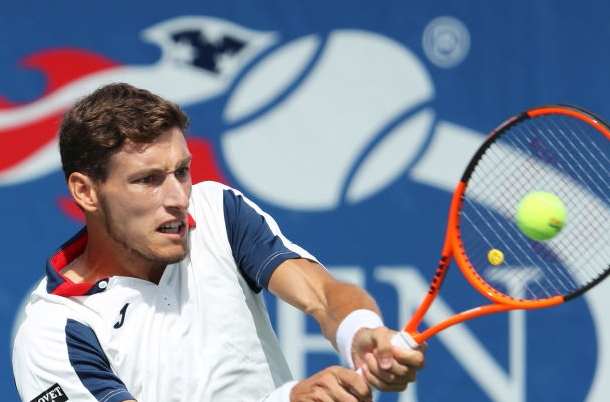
left=67, top=172, right=100, bottom=212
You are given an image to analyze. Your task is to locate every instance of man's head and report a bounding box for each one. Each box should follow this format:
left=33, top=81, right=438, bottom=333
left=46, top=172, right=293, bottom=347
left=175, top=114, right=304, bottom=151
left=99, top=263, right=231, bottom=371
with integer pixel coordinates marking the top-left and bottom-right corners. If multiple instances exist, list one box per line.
left=59, top=83, right=193, bottom=279
left=59, top=82, right=189, bottom=183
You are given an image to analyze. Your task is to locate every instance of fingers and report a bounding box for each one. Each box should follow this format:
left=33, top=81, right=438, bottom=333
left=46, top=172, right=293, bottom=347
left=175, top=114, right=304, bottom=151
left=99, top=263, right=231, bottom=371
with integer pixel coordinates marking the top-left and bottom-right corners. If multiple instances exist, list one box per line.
left=369, top=327, right=394, bottom=369
left=351, top=326, right=393, bottom=370
left=352, top=327, right=427, bottom=393
left=393, top=344, right=427, bottom=373
left=360, top=347, right=426, bottom=391
left=291, top=366, right=373, bottom=402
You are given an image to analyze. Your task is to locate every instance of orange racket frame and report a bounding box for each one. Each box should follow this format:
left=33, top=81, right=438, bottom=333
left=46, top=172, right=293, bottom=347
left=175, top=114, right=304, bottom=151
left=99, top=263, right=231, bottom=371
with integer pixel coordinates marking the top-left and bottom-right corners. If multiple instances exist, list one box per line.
left=403, top=181, right=564, bottom=344
left=402, top=104, right=610, bottom=344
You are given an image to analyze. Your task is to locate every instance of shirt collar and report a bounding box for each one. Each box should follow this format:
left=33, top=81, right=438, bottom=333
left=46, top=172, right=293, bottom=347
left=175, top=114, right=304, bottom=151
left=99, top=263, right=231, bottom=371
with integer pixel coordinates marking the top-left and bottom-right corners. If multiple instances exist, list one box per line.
left=46, top=213, right=196, bottom=296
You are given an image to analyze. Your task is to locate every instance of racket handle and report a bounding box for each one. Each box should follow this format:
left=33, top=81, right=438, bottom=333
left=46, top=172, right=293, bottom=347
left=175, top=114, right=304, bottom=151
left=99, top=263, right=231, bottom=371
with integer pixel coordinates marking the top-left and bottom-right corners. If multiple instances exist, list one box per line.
left=391, top=331, right=418, bottom=349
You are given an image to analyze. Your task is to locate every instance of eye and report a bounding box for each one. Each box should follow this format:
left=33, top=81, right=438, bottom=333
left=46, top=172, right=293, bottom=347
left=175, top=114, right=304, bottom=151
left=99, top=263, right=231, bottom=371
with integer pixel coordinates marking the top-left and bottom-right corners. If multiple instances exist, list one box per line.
left=135, top=176, right=153, bottom=185
left=133, top=174, right=159, bottom=185
left=175, top=167, right=190, bottom=178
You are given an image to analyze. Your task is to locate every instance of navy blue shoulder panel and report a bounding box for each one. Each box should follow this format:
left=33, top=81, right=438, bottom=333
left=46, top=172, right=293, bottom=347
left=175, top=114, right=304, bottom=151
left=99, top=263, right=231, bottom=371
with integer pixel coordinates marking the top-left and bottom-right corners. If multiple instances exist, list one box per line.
left=223, top=189, right=300, bottom=292
left=65, top=319, right=134, bottom=402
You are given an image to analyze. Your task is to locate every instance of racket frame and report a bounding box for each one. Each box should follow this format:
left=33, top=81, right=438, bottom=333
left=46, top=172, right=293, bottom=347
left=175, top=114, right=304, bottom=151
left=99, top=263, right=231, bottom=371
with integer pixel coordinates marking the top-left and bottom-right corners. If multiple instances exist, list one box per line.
left=403, top=104, right=610, bottom=344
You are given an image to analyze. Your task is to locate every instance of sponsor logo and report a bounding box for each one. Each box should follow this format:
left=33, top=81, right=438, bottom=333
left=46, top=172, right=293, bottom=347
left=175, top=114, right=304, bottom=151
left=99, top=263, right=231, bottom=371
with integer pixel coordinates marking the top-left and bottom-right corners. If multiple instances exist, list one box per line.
left=114, top=303, right=130, bottom=329
left=30, top=383, right=68, bottom=402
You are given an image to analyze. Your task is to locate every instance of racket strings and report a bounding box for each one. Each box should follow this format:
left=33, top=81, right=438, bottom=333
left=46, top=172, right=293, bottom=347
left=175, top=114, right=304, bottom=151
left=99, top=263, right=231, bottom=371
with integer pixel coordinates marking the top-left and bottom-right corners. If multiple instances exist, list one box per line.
left=528, top=115, right=610, bottom=289
left=512, top=118, right=599, bottom=290
left=541, top=116, right=610, bottom=199
left=459, top=109, right=610, bottom=301
left=463, top=139, right=574, bottom=298
left=536, top=116, right=610, bottom=283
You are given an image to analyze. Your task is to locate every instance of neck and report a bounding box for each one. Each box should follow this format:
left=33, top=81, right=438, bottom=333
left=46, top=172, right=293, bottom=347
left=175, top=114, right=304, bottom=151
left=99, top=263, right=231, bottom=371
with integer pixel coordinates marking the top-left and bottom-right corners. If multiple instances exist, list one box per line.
left=62, top=227, right=166, bottom=285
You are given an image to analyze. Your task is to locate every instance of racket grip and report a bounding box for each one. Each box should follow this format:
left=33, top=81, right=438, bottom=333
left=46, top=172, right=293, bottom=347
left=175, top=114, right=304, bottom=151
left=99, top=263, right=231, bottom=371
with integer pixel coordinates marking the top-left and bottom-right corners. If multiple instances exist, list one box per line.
left=391, top=331, right=418, bottom=349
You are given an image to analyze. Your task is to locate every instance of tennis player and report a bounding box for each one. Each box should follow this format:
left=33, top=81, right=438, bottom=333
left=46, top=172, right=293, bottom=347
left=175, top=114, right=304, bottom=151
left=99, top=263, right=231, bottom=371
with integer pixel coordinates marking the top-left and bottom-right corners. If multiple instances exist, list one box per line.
left=11, top=83, right=425, bottom=402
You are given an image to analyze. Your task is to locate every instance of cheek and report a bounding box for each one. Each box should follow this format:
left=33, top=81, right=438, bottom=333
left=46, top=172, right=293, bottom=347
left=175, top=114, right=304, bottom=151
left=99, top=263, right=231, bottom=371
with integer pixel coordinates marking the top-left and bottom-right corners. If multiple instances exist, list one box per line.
left=105, top=192, right=158, bottom=223
left=124, top=202, right=158, bottom=223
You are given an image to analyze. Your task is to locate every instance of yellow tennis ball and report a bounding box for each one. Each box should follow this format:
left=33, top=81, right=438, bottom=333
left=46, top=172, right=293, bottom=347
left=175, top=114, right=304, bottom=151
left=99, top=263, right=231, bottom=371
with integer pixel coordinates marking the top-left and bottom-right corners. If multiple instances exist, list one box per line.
left=487, top=249, right=504, bottom=265
left=516, top=191, right=566, bottom=241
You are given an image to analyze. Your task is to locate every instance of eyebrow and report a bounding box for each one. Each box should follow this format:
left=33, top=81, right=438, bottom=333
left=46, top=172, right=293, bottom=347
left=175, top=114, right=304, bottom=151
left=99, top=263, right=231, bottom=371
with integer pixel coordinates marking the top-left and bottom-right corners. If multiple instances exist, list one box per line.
left=127, top=155, right=192, bottom=181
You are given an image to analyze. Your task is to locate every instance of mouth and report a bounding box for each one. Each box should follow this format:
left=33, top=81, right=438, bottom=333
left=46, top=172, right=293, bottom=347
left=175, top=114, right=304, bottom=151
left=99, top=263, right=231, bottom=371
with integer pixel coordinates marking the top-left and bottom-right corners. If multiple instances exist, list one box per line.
left=157, top=220, right=185, bottom=235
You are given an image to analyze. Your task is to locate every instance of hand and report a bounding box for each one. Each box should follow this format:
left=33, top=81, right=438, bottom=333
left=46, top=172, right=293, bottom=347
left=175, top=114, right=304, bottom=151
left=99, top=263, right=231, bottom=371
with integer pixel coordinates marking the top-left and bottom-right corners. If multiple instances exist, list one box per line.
left=351, top=327, right=426, bottom=392
left=290, top=365, right=373, bottom=402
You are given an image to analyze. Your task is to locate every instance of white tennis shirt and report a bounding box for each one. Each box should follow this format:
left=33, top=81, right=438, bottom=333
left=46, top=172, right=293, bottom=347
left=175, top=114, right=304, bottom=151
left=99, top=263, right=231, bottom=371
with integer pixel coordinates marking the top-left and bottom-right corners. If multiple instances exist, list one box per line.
left=12, top=181, right=316, bottom=402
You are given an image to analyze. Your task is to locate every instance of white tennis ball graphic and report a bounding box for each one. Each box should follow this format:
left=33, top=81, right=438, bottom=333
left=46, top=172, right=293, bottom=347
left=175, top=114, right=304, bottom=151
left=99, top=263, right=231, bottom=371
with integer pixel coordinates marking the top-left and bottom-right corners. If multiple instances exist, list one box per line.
left=221, top=30, right=435, bottom=210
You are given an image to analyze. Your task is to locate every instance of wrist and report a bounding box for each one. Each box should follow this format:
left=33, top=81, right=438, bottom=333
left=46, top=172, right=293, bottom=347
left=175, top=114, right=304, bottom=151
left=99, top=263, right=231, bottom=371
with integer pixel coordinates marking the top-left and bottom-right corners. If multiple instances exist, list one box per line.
left=335, top=309, right=384, bottom=369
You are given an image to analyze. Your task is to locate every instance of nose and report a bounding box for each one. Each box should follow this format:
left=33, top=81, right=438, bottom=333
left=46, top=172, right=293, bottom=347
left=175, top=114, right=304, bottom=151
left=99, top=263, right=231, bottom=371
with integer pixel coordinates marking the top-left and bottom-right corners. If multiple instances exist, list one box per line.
left=163, top=174, right=190, bottom=211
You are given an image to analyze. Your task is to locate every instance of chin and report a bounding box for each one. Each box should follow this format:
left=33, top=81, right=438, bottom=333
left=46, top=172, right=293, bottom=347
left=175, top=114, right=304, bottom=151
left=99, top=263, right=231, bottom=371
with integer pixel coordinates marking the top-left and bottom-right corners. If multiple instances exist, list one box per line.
left=158, top=248, right=189, bottom=264
left=157, top=237, right=189, bottom=261
left=139, top=244, right=189, bottom=266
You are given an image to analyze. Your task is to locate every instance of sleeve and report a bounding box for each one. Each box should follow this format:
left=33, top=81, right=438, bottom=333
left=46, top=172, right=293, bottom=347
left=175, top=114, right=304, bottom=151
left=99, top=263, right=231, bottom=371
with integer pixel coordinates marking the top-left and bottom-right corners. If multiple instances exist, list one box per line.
left=222, top=187, right=317, bottom=292
left=12, top=313, right=134, bottom=402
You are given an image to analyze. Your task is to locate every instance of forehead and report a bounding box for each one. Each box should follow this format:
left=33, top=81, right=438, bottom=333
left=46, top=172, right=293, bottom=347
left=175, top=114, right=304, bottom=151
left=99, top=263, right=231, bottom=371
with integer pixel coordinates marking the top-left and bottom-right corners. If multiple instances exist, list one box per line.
left=108, top=128, right=190, bottom=172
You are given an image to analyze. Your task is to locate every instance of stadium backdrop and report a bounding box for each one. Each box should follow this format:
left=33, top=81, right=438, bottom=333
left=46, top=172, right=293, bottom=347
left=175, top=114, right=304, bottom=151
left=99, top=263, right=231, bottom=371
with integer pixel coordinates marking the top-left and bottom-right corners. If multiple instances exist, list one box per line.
left=1, top=1, right=609, bottom=401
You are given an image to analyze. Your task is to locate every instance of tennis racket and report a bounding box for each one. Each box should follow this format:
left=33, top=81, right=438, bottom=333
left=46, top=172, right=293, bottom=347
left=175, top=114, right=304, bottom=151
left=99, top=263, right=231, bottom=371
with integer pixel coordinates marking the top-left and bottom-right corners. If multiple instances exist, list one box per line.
left=391, top=103, right=610, bottom=350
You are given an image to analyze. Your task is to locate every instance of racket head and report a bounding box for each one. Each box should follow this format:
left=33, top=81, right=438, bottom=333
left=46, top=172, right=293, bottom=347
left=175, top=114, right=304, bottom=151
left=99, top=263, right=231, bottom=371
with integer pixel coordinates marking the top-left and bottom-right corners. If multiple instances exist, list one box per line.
left=452, top=104, right=610, bottom=307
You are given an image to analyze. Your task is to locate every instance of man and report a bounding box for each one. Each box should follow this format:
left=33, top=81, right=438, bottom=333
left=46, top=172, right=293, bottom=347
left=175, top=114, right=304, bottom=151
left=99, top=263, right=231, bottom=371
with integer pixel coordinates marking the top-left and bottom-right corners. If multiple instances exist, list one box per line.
left=12, top=83, right=425, bottom=402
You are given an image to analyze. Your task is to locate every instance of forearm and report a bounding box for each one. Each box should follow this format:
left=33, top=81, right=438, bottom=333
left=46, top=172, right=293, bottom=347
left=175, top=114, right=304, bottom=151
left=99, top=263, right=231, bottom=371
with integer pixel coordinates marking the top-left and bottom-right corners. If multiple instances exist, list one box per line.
left=267, top=258, right=384, bottom=348
left=310, top=280, right=381, bottom=347
left=268, top=259, right=425, bottom=394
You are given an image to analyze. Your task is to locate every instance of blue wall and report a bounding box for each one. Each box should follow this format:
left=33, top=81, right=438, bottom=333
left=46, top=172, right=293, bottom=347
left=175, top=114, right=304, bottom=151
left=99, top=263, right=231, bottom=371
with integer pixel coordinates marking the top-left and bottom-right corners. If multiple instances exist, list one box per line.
left=2, top=1, right=610, bottom=401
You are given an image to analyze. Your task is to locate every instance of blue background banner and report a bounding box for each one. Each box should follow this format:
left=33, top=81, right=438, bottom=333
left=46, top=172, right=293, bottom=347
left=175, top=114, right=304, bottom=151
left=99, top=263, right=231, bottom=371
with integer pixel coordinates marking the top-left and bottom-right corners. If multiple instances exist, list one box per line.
left=2, top=1, right=610, bottom=401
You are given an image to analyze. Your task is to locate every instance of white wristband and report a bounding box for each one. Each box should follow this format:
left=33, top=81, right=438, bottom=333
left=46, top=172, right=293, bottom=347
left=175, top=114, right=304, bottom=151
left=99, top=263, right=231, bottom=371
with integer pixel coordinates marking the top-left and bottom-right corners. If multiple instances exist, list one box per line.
left=257, top=380, right=298, bottom=402
left=335, top=309, right=384, bottom=369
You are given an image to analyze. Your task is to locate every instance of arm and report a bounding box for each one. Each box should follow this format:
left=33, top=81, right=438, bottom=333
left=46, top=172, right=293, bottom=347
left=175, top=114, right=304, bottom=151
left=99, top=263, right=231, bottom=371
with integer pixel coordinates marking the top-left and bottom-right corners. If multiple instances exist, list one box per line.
left=13, top=315, right=136, bottom=402
left=218, top=185, right=424, bottom=397
left=268, top=258, right=380, bottom=346
left=267, top=258, right=425, bottom=395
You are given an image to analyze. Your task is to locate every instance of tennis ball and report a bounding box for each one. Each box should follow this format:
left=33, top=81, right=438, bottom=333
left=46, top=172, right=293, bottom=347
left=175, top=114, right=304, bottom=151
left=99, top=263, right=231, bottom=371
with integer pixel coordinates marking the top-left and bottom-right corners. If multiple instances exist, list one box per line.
left=487, top=249, right=504, bottom=265
left=516, top=191, right=566, bottom=241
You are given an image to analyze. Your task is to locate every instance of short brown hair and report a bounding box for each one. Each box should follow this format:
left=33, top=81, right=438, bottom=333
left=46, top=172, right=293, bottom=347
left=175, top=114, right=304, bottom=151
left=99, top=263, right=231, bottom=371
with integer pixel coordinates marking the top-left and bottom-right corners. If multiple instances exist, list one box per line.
left=59, top=82, right=189, bottom=182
